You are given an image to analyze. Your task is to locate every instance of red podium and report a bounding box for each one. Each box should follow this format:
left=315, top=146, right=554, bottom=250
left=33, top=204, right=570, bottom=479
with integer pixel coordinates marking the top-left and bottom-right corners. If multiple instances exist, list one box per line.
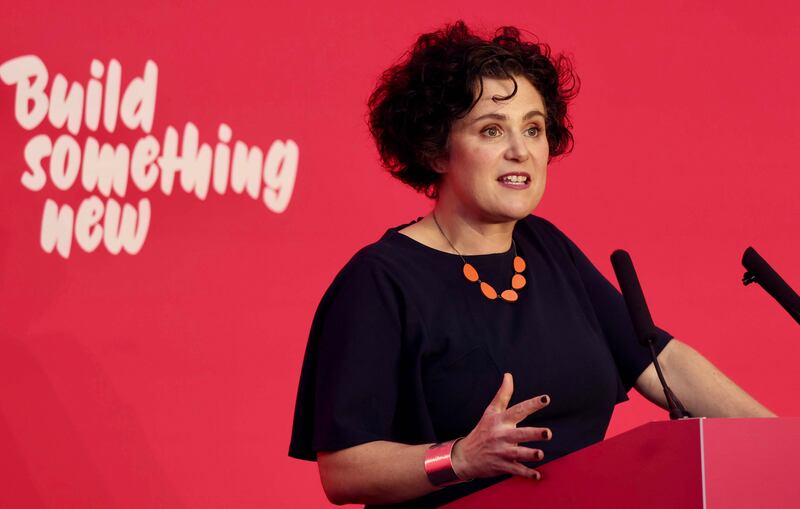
left=445, top=418, right=799, bottom=509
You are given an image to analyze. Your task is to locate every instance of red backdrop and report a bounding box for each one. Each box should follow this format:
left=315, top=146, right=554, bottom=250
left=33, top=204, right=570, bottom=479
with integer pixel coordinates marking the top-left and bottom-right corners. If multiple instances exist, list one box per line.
left=1, top=1, right=798, bottom=507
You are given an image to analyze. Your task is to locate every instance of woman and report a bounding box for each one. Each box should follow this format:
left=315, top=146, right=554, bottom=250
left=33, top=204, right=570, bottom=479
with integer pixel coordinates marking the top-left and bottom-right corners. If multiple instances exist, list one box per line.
left=289, top=21, right=773, bottom=508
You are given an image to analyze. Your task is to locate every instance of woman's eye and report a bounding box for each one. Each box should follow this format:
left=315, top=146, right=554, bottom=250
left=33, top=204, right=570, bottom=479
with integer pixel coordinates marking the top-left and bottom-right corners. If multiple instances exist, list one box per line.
left=526, top=126, right=540, bottom=137
left=482, top=126, right=501, bottom=137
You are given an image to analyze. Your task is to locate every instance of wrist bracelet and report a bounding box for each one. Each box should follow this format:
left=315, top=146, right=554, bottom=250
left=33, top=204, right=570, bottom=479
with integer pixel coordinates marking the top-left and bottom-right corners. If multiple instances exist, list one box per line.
left=424, top=437, right=471, bottom=487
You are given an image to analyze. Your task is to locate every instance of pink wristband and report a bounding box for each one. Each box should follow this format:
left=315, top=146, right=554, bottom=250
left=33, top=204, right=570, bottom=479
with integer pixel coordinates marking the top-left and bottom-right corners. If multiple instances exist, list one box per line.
left=424, top=438, right=470, bottom=487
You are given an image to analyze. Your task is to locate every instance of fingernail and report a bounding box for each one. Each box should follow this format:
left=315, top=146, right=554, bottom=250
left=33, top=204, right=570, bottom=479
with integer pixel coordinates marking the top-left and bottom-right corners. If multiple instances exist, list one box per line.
left=540, top=395, right=549, bottom=405
left=535, top=450, right=543, bottom=460
left=534, top=472, right=542, bottom=481
left=541, top=429, right=550, bottom=440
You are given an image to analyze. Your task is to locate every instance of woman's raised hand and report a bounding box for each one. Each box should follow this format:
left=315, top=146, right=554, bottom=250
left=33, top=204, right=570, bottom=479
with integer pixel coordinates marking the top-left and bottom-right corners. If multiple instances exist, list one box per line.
left=451, top=373, right=551, bottom=481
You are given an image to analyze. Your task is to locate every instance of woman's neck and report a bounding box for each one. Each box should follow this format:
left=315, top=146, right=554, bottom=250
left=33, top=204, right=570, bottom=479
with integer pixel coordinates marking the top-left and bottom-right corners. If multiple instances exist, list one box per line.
left=430, top=208, right=515, bottom=255
left=398, top=196, right=521, bottom=255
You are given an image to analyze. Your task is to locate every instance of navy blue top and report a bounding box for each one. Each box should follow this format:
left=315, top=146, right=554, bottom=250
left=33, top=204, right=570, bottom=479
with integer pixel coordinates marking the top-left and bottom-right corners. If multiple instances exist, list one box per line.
left=289, top=215, right=672, bottom=507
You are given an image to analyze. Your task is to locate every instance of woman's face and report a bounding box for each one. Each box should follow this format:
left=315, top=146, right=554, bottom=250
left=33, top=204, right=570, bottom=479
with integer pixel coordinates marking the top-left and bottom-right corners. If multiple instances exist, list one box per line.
left=436, top=76, right=549, bottom=224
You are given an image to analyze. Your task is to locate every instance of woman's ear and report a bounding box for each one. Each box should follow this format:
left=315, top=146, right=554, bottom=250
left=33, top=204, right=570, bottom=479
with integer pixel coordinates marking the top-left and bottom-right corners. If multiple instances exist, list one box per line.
left=431, top=156, right=448, bottom=174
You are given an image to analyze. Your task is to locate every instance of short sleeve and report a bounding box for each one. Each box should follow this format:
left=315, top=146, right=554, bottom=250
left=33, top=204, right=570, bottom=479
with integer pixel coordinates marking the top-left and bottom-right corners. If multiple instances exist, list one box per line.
left=545, top=222, right=673, bottom=391
left=288, top=253, right=405, bottom=460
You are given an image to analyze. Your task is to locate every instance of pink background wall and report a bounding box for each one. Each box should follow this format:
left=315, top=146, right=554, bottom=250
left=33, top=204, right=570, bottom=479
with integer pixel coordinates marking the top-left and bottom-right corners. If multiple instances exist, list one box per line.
left=1, top=1, right=798, bottom=507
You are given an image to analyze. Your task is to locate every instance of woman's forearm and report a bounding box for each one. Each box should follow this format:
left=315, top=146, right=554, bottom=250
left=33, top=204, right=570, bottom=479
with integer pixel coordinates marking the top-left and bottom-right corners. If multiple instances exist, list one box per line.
left=635, top=339, right=775, bottom=418
left=317, top=441, right=438, bottom=505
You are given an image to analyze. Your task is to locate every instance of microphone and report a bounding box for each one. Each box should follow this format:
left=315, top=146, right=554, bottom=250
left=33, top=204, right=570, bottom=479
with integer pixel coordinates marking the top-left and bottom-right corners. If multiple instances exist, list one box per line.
left=610, top=250, right=691, bottom=420
left=742, top=247, right=800, bottom=326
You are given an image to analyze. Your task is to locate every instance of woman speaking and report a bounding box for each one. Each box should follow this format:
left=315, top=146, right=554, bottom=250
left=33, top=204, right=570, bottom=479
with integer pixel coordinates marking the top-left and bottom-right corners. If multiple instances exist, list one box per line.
left=289, top=21, right=773, bottom=508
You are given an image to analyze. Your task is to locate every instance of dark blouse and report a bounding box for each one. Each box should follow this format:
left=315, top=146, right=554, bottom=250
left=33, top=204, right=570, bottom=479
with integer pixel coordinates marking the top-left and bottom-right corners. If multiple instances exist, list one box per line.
left=289, top=215, right=672, bottom=507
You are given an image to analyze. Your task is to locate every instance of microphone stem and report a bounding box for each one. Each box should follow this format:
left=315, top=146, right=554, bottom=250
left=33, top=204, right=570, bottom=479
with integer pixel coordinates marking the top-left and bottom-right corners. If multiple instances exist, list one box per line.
left=648, top=339, right=691, bottom=420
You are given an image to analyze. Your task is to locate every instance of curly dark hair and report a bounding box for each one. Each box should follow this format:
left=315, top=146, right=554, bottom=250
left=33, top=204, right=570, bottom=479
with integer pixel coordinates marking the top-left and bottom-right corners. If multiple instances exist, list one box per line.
left=368, top=21, right=580, bottom=198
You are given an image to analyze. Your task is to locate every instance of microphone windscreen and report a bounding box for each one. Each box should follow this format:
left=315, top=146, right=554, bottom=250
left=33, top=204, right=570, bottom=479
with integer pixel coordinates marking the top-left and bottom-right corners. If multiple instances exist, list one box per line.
left=611, top=249, right=660, bottom=345
left=742, top=246, right=800, bottom=311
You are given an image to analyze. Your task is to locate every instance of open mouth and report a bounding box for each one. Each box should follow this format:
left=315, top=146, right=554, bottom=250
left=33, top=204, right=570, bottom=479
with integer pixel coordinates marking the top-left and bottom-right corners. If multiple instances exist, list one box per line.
left=497, top=174, right=530, bottom=185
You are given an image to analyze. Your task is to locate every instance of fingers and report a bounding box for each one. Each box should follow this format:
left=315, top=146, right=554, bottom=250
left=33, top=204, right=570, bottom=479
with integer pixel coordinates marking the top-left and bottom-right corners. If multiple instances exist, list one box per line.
left=505, top=445, right=544, bottom=463
left=473, top=377, right=551, bottom=481
left=487, top=373, right=514, bottom=413
left=506, top=461, right=542, bottom=480
left=504, top=426, right=552, bottom=444
left=504, top=394, right=550, bottom=424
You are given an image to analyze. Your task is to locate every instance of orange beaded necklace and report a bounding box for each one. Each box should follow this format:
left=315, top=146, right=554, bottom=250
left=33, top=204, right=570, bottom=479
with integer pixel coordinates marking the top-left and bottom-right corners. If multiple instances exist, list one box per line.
left=432, top=214, right=527, bottom=302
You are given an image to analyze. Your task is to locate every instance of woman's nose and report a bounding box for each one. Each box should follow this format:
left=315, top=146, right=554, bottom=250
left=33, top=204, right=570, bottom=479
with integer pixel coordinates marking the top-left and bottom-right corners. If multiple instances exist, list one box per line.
left=504, top=132, right=530, bottom=162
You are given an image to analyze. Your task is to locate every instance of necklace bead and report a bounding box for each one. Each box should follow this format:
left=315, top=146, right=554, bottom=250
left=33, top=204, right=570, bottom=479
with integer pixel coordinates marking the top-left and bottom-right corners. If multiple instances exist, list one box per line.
left=500, top=289, right=519, bottom=302
left=480, top=282, right=498, bottom=300
left=463, top=263, right=479, bottom=282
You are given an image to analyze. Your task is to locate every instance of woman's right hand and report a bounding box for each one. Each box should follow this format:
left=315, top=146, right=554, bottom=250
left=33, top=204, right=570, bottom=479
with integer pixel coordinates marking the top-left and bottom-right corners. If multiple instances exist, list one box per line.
left=451, top=373, right=551, bottom=481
